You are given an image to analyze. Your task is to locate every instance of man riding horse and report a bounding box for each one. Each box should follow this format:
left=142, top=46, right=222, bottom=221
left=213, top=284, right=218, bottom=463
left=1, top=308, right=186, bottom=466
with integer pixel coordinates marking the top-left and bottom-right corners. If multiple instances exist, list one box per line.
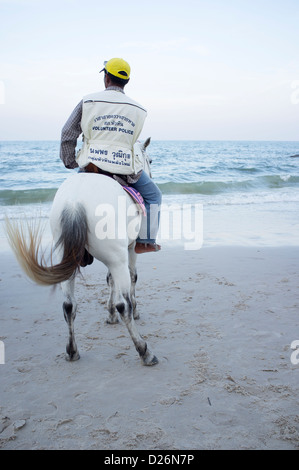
left=59, top=57, right=162, bottom=256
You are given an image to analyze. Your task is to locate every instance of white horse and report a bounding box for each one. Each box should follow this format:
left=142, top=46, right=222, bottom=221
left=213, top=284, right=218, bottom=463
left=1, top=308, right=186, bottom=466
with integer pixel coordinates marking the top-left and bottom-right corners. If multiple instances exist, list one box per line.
left=5, top=138, right=158, bottom=366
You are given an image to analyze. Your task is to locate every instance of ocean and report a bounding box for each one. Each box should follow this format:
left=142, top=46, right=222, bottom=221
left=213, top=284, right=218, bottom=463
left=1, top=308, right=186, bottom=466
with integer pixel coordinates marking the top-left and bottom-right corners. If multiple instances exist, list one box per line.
left=1, top=140, right=299, bottom=248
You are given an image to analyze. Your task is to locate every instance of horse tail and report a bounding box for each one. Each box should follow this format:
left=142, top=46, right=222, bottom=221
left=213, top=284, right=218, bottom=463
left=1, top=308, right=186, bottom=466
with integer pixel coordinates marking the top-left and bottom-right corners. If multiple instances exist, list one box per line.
left=5, top=203, right=89, bottom=286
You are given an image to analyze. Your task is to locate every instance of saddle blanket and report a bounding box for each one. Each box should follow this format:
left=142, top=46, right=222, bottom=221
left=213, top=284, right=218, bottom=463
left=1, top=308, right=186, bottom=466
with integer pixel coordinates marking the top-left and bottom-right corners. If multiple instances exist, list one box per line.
left=122, top=186, right=146, bottom=216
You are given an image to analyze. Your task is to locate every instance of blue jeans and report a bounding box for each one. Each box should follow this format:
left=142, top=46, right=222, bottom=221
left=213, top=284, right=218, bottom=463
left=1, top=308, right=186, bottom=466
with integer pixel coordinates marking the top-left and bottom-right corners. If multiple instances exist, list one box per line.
left=130, top=171, right=162, bottom=244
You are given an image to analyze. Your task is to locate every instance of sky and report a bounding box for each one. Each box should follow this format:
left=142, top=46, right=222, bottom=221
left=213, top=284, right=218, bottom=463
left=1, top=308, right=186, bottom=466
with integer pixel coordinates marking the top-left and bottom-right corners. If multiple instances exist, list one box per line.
left=1, top=0, right=299, bottom=141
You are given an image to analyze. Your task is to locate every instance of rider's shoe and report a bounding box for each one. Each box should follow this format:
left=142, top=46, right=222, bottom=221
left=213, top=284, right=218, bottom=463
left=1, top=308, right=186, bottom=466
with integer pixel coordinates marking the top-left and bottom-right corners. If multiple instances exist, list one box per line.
left=135, top=242, right=161, bottom=254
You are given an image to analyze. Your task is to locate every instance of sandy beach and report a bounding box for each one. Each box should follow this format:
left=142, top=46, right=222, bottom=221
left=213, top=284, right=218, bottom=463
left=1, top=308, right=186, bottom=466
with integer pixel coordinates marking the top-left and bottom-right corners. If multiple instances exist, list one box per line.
left=0, top=236, right=298, bottom=450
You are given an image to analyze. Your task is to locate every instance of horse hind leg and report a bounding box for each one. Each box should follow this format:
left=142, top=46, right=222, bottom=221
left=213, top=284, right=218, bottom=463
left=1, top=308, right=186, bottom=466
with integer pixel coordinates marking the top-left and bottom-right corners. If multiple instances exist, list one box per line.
left=110, top=265, right=158, bottom=366
left=116, top=293, right=158, bottom=366
left=61, top=277, right=80, bottom=361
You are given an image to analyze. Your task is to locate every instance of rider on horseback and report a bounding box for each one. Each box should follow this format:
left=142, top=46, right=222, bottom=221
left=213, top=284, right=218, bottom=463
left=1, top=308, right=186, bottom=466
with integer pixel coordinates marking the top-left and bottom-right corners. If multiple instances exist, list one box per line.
left=59, top=58, right=162, bottom=255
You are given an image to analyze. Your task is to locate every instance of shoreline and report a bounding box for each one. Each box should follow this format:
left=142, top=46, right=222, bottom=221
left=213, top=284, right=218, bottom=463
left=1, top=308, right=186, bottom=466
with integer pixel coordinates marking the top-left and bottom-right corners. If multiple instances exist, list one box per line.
left=1, top=197, right=299, bottom=251
left=0, top=244, right=298, bottom=449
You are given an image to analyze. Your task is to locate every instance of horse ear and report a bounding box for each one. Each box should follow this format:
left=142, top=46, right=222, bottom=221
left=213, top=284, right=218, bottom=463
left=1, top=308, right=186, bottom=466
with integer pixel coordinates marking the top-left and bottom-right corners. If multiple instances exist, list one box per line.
left=143, top=137, right=151, bottom=149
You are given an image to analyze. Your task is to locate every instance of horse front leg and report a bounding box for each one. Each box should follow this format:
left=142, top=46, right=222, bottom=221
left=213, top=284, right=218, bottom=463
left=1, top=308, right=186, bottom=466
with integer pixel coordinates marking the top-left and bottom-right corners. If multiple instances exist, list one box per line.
left=129, top=244, right=138, bottom=320
left=61, top=276, right=80, bottom=361
left=106, top=271, right=119, bottom=324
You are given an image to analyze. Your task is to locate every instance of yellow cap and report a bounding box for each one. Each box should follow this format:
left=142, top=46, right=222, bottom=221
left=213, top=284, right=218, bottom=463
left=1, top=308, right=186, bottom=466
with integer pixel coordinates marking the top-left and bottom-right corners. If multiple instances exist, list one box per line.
left=100, top=58, right=131, bottom=80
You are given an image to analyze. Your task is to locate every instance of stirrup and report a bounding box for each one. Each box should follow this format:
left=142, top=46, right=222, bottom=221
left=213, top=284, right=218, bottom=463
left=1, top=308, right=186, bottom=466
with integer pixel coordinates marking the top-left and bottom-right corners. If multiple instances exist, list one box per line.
left=135, top=242, right=161, bottom=254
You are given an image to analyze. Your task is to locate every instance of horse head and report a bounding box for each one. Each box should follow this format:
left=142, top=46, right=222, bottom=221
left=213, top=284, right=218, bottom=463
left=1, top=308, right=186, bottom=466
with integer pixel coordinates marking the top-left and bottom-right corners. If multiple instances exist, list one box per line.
left=134, top=137, right=152, bottom=177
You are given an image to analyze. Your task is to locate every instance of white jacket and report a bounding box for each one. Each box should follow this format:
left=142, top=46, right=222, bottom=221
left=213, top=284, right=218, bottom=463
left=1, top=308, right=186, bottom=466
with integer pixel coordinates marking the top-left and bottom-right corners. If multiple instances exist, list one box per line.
left=76, top=89, right=147, bottom=174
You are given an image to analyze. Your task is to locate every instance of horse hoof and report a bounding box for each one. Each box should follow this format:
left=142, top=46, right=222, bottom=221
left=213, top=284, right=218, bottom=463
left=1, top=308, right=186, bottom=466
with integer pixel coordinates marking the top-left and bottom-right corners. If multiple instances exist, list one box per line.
left=66, top=351, right=80, bottom=361
left=143, top=355, right=159, bottom=366
left=106, top=318, right=119, bottom=325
